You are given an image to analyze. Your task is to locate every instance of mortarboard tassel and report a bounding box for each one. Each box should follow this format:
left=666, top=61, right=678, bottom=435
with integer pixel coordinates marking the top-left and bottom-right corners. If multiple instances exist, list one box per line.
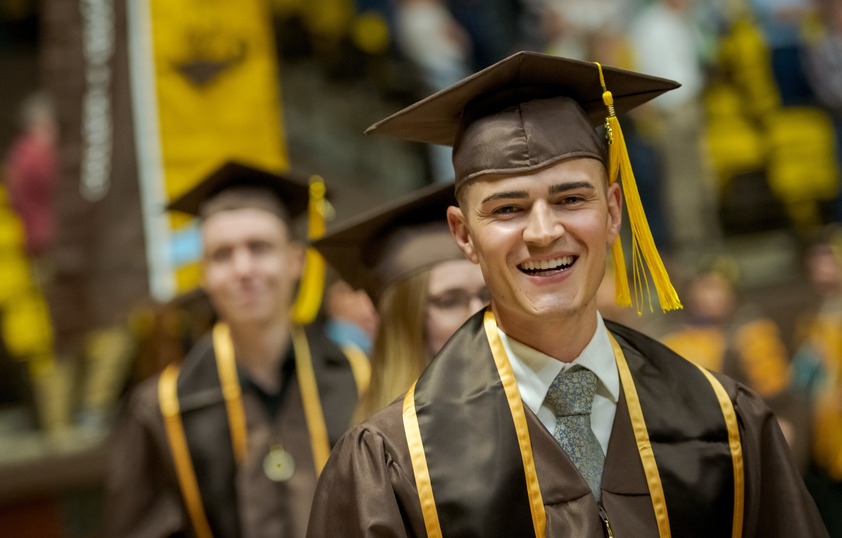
left=595, top=63, right=682, bottom=312
left=291, top=176, right=329, bottom=324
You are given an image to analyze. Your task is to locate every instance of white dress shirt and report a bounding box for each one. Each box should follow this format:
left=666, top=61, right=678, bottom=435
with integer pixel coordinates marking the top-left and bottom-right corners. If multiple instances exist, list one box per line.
left=499, top=313, right=620, bottom=456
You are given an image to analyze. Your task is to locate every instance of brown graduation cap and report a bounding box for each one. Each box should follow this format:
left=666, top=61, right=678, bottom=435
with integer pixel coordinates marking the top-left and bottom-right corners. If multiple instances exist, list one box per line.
left=312, top=182, right=464, bottom=303
left=366, top=51, right=679, bottom=191
left=166, top=160, right=311, bottom=221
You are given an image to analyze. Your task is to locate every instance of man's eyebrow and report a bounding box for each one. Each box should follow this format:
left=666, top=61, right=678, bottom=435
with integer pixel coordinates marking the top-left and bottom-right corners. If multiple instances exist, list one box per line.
left=480, top=181, right=597, bottom=204
left=548, top=181, right=596, bottom=194
left=481, top=190, right=529, bottom=204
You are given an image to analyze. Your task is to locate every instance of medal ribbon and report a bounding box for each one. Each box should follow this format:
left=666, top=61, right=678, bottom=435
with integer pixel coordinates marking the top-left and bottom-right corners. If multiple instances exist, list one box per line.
left=215, top=322, right=332, bottom=473
left=215, top=322, right=332, bottom=474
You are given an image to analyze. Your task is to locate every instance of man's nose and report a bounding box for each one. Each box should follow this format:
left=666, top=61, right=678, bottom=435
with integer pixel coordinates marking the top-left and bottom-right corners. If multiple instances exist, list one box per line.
left=467, top=294, right=488, bottom=314
left=231, top=249, right=255, bottom=275
left=522, top=201, right=563, bottom=246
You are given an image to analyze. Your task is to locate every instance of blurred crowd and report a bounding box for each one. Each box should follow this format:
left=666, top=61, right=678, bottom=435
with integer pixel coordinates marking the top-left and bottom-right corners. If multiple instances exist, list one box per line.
left=277, top=0, right=842, bottom=251
left=0, top=0, right=841, bottom=535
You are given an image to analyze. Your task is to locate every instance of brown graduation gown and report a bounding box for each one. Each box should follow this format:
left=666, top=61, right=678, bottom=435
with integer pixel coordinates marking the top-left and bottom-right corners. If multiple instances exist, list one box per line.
left=104, top=325, right=358, bottom=538
left=306, top=314, right=827, bottom=537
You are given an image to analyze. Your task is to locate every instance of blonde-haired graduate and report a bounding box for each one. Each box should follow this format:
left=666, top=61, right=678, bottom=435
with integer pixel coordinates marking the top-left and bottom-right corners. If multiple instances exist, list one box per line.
left=313, top=182, right=487, bottom=424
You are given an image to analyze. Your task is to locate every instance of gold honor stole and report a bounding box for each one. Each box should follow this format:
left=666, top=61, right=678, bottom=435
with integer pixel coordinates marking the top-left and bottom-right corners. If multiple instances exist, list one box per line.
left=403, top=310, right=744, bottom=537
left=158, top=323, right=359, bottom=537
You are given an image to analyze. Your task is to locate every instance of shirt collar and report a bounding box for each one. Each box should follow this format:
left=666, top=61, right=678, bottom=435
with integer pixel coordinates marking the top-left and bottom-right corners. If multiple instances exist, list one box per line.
left=499, top=313, right=620, bottom=413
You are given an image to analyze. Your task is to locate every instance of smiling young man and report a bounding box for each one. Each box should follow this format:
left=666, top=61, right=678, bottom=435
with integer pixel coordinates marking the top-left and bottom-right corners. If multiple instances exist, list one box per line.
left=305, top=52, right=827, bottom=537
left=105, top=162, right=360, bottom=538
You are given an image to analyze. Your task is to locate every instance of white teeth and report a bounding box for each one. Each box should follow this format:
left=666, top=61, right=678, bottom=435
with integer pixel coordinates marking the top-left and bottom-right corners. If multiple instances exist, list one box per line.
left=521, top=256, right=573, bottom=271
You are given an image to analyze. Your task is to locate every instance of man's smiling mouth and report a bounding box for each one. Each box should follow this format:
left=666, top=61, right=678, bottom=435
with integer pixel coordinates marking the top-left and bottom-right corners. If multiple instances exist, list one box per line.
left=518, top=256, right=575, bottom=275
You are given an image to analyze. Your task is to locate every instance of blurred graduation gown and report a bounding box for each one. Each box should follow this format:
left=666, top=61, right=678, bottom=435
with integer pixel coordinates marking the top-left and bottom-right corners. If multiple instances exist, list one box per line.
left=106, top=323, right=358, bottom=538
left=307, top=312, right=827, bottom=537
left=105, top=161, right=360, bottom=538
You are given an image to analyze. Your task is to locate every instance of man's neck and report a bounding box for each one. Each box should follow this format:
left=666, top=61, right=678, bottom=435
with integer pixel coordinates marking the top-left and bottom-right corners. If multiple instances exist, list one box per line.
left=226, top=317, right=291, bottom=393
left=492, top=305, right=599, bottom=363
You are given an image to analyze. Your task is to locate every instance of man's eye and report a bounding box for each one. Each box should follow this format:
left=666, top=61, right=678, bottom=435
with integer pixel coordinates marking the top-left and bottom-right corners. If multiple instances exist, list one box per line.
left=210, top=248, right=231, bottom=262
left=434, top=295, right=461, bottom=309
left=250, top=242, right=271, bottom=254
left=552, top=194, right=589, bottom=207
left=428, top=291, right=469, bottom=310
left=492, top=205, right=519, bottom=215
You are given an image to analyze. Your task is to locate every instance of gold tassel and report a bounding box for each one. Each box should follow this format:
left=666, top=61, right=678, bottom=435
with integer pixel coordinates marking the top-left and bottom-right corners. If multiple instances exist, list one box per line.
left=611, top=237, right=632, bottom=308
left=595, top=63, right=682, bottom=312
left=291, top=176, right=329, bottom=324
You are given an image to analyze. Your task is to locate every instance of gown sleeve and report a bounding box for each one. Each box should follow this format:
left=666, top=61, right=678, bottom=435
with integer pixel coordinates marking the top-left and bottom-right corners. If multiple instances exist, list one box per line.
left=306, top=421, right=424, bottom=538
left=732, top=380, right=829, bottom=537
left=102, top=380, right=188, bottom=538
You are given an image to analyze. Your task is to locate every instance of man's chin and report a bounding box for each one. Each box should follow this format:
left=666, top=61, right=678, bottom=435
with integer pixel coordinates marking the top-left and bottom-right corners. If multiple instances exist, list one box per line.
left=513, top=295, right=583, bottom=321
left=224, top=306, right=271, bottom=325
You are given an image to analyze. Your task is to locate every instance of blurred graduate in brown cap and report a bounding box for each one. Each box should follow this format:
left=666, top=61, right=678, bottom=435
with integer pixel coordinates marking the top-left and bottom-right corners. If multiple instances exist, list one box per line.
left=313, top=182, right=487, bottom=423
left=104, top=162, right=362, bottom=538
left=306, top=52, right=827, bottom=537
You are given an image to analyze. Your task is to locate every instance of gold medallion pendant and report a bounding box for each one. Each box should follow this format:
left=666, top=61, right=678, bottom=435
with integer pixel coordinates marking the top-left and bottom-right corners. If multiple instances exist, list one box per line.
left=263, top=444, right=295, bottom=482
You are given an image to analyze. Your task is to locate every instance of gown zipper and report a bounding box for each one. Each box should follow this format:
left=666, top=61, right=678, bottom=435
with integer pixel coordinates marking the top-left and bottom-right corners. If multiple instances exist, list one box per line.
left=598, top=502, right=614, bottom=538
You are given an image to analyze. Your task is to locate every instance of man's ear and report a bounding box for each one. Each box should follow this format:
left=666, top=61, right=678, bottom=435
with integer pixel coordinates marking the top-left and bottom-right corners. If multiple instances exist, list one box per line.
left=447, top=205, right=478, bottom=263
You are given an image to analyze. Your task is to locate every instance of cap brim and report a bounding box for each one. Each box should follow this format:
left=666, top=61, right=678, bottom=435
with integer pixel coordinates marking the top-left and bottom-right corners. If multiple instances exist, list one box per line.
left=365, top=51, right=680, bottom=146
left=312, top=182, right=457, bottom=296
left=166, top=160, right=311, bottom=218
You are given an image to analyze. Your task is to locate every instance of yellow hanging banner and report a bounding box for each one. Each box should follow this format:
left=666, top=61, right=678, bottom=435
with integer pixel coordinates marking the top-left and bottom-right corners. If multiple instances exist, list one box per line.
left=146, top=0, right=289, bottom=292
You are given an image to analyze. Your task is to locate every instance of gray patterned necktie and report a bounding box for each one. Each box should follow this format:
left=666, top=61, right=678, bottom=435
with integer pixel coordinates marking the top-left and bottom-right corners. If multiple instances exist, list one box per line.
left=545, top=366, right=605, bottom=499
